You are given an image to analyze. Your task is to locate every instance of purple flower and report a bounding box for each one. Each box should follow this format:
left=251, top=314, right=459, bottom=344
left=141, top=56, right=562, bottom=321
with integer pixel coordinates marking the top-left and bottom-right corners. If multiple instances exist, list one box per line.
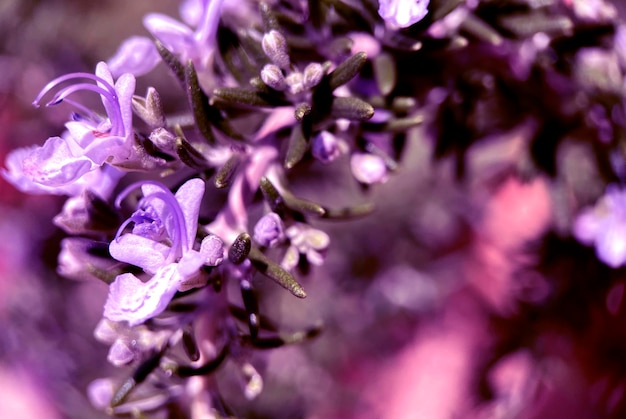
left=281, top=223, right=330, bottom=271
left=104, top=178, right=224, bottom=326
left=311, top=131, right=348, bottom=164
left=350, top=153, right=388, bottom=184
left=2, top=62, right=135, bottom=194
left=253, top=212, right=285, bottom=247
left=143, top=0, right=224, bottom=89
left=93, top=319, right=171, bottom=366
left=378, top=0, right=430, bottom=29
left=573, top=186, right=626, bottom=268
left=107, top=36, right=162, bottom=78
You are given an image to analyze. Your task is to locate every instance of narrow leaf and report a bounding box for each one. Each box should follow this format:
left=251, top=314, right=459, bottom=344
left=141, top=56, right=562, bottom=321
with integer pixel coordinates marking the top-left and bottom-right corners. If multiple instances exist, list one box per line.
left=328, top=51, right=368, bottom=90
left=176, top=137, right=210, bottom=170
left=373, top=53, right=396, bottom=96
left=155, top=41, right=185, bottom=85
left=229, top=233, right=252, bottom=264
left=215, top=154, right=240, bottom=189
left=331, top=96, right=375, bottom=120
left=285, top=123, right=309, bottom=169
left=184, top=60, right=214, bottom=143
left=248, top=247, right=306, bottom=298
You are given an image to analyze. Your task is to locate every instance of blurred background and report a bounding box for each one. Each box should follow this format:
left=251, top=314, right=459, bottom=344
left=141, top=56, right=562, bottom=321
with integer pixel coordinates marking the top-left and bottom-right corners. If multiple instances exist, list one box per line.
left=3, top=1, right=626, bottom=418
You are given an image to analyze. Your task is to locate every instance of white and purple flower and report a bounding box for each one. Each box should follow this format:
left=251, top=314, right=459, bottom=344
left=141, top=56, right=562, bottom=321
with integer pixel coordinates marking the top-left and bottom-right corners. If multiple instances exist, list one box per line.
left=104, top=178, right=224, bottom=326
left=378, top=0, right=430, bottom=29
left=573, top=185, right=626, bottom=268
left=2, top=62, right=135, bottom=195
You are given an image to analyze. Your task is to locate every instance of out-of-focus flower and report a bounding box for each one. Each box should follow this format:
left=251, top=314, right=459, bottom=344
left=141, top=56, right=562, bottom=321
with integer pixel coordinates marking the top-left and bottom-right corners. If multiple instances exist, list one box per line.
left=378, top=0, right=430, bottom=29
left=2, top=63, right=135, bottom=195
left=94, top=319, right=171, bottom=366
left=573, top=186, right=626, bottom=268
left=311, top=131, right=348, bottom=164
left=567, top=0, right=617, bottom=21
left=351, top=153, right=388, bottom=184
left=107, top=36, right=162, bottom=78
left=253, top=212, right=285, bottom=248
left=104, top=179, right=224, bottom=326
left=281, top=223, right=330, bottom=270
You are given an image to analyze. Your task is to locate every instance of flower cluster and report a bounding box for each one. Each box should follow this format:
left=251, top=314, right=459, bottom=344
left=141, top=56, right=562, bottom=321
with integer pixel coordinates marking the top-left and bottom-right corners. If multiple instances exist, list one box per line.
left=6, top=0, right=626, bottom=416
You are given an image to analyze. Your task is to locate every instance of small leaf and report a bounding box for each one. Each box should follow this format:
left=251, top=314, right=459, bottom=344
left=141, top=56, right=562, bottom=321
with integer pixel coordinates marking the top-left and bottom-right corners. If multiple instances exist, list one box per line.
left=373, top=53, right=396, bottom=96
left=215, top=154, right=240, bottom=189
left=460, top=14, right=503, bottom=45
left=229, top=233, right=252, bottom=264
left=110, top=350, right=163, bottom=407
left=331, top=96, right=375, bottom=120
left=155, top=41, right=184, bottom=85
left=247, top=323, right=322, bottom=348
left=498, top=14, right=572, bottom=38
left=184, top=60, right=215, bottom=143
left=248, top=247, right=306, bottom=298
left=283, top=192, right=326, bottom=217
left=322, top=203, right=375, bottom=219
left=328, top=52, right=368, bottom=90
left=212, top=87, right=288, bottom=108
left=176, top=137, right=210, bottom=170
left=285, top=123, right=309, bottom=169
left=259, top=177, right=287, bottom=213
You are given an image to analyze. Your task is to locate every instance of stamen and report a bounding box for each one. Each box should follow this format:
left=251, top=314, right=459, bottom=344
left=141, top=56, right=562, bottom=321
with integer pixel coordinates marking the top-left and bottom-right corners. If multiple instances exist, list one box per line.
left=33, top=72, right=117, bottom=107
left=114, top=181, right=190, bottom=259
left=138, top=192, right=186, bottom=260
left=46, top=83, right=124, bottom=137
left=33, top=72, right=124, bottom=136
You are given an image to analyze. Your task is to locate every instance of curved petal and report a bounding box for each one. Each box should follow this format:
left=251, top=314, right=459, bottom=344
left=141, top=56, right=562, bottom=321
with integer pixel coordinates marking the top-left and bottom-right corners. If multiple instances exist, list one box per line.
left=114, top=73, right=136, bottom=139
left=21, top=136, right=95, bottom=187
left=174, top=178, right=205, bottom=248
left=103, top=265, right=181, bottom=326
left=108, top=36, right=161, bottom=78
left=143, top=13, right=195, bottom=55
left=109, top=233, right=171, bottom=274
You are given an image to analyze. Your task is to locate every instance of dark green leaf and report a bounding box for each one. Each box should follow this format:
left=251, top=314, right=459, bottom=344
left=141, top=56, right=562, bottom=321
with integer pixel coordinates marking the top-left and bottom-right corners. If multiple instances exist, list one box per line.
left=248, top=247, right=306, bottom=298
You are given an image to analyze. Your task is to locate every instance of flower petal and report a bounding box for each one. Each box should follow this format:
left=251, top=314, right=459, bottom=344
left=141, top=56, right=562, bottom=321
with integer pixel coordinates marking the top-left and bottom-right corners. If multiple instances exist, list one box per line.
left=109, top=233, right=171, bottom=274
left=103, top=265, right=181, bottom=326
left=107, top=36, right=161, bottom=78
left=174, top=178, right=205, bottom=248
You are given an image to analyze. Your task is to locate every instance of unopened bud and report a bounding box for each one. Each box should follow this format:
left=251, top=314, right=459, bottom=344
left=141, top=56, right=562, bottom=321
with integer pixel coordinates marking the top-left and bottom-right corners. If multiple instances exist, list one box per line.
left=303, top=63, right=324, bottom=90
left=132, top=87, right=166, bottom=128
left=262, top=30, right=290, bottom=69
left=285, top=72, right=304, bottom=95
left=148, top=128, right=176, bottom=153
left=260, top=64, right=287, bottom=91
left=311, top=131, right=346, bottom=164
left=253, top=212, right=285, bottom=248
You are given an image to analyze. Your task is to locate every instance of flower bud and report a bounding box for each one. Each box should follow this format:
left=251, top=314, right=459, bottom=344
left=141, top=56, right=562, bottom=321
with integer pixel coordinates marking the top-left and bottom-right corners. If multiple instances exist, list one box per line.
left=311, top=131, right=346, bottom=164
left=149, top=127, right=176, bottom=153
left=132, top=87, right=166, bottom=128
left=303, top=62, right=324, bottom=89
left=286, top=71, right=304, bottom=95
left=351, top=153, right=388, bottom=184
left=254, top=212, right=285, bottom=247
left=262, top=30, right=290, bottom=69
left=260, top=64, right=287, bottom=91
